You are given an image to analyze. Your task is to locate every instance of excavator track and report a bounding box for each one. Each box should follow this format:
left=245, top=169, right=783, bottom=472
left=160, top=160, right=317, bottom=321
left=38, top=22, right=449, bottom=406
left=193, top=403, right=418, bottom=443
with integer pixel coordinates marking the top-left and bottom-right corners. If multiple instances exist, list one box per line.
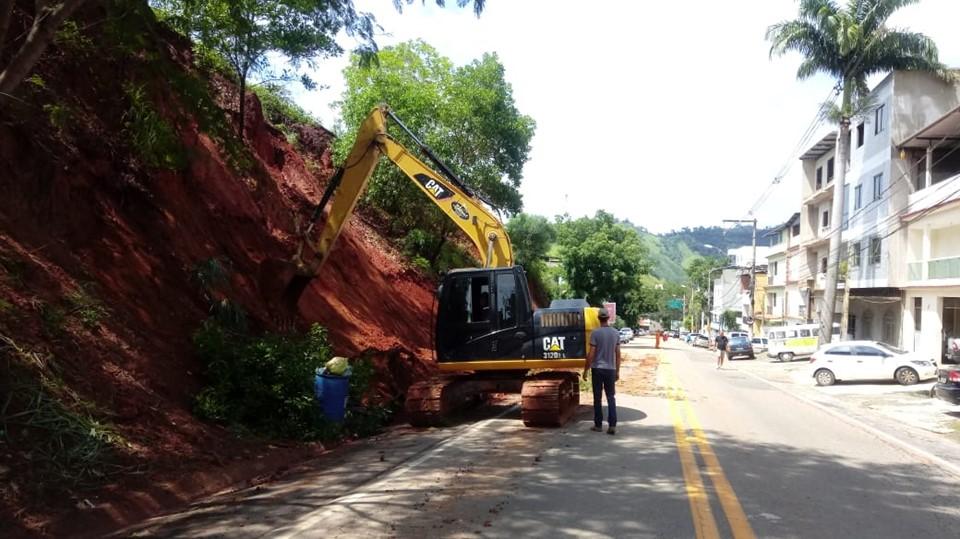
left=520, top=372, right=580, bottom=427
left=405, top=376, right=473, bottom=428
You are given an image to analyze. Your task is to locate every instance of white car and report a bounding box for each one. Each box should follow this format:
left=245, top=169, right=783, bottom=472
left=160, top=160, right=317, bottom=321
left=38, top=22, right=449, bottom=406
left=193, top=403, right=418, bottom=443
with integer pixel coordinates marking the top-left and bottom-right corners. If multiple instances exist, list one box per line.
left=618, top=328, right=634, bottom=344
left=751, top=337, right=769, bottom=353
left=808, top=341, right=937, bottom=386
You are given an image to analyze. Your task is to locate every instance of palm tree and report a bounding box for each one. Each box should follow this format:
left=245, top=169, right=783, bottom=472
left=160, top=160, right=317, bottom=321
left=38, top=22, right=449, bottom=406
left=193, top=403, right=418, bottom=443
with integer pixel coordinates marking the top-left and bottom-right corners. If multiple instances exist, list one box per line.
left=767, top=0, right=945, bottom=344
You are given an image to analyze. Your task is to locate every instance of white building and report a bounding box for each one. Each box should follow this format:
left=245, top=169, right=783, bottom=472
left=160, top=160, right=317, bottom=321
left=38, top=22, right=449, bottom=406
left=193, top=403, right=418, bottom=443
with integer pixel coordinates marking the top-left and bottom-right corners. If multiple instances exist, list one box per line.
left=763, top=212, right=806, bottom=327
left=795, top=70, right=960, bottom=345
left=897, top=104, right=960, bottom=364
left=709, top=246, right=770, bottom=335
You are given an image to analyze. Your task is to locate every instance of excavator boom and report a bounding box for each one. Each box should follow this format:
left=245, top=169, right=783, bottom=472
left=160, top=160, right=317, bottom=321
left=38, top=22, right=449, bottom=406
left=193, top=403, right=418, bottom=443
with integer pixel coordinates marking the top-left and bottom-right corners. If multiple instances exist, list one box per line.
left=293, top=106, right=513, bottom=285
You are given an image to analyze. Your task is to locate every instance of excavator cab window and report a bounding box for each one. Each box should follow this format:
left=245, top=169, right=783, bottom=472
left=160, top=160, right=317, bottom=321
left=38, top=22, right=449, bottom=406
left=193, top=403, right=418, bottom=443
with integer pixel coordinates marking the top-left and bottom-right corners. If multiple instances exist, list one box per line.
left=437, top=268, right=533, bottom=362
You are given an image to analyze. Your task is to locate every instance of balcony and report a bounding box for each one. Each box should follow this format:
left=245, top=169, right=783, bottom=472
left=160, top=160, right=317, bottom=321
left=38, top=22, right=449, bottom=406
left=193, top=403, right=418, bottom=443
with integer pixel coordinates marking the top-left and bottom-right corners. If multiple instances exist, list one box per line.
left=803, top=183, right=834, bottom=207
left=907, top=256, right=960, bottom=282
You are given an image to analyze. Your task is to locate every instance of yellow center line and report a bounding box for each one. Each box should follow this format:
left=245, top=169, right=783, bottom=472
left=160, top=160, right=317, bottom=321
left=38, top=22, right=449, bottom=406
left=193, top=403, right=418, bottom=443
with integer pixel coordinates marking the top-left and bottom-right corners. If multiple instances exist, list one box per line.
left=666, top=363, right=721, bottom=539
left=666, top=362, right=757, bottom=539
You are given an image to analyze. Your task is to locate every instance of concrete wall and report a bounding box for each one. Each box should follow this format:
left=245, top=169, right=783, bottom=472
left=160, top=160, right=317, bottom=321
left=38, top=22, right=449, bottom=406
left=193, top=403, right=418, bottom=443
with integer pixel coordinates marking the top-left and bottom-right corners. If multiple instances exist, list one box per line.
left=892, top=71, right=960, bottom=145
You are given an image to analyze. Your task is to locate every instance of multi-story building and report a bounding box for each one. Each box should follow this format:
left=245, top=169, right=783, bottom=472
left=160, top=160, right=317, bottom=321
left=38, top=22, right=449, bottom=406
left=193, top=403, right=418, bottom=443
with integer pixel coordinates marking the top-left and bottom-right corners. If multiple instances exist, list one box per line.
left=897, top=104, right=960, bottom=364
left=795, top=71, right=960, bottom=345
left=762, top=212, right=805, bottom=328
left=710, top=245, right=770, bottom=336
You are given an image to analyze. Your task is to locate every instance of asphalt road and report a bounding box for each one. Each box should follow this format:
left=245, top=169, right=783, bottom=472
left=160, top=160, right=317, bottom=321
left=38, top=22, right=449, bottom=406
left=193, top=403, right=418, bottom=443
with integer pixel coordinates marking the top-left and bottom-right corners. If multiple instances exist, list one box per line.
left=119, top=338, right=960, bottom=538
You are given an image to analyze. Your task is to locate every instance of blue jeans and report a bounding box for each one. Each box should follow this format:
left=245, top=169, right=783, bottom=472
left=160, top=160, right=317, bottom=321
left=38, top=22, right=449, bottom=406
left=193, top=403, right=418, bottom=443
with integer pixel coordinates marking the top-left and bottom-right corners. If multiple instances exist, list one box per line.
left=592, top=368, right=617, bottom=427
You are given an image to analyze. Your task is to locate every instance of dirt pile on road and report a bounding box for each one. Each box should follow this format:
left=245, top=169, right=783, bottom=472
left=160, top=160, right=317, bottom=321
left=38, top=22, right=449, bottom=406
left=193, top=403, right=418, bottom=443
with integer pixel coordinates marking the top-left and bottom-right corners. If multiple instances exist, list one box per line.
left=0, top=3, right=436, bottom=536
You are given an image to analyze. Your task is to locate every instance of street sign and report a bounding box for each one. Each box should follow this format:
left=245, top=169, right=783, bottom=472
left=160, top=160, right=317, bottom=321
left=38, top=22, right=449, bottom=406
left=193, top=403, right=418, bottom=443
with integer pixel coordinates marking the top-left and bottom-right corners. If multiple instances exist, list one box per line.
left=667, top=299, right=684, bottom=310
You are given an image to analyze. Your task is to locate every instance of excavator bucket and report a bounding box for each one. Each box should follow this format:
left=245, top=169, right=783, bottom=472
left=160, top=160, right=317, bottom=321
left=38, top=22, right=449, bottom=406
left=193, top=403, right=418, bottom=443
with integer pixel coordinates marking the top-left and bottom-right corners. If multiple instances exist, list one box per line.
left=258, top=257, right=313, bottom=314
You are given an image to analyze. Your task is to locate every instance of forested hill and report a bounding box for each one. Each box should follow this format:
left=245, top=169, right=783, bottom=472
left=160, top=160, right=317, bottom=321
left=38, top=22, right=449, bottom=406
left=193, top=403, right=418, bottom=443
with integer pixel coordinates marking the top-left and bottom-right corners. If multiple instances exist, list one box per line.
left=631, top=224, right=775, bottom=282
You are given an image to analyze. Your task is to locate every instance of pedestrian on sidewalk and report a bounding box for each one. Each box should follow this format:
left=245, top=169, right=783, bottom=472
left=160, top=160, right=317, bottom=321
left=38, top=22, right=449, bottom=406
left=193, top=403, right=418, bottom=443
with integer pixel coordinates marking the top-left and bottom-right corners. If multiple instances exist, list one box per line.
left=715, top=330, right=729, bottom=370
left=583, top=308, right=621, bottom=435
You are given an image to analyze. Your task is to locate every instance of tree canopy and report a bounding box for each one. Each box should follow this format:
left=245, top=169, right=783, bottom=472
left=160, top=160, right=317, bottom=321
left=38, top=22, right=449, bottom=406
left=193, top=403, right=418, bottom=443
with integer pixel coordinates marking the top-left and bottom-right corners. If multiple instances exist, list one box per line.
left=154, top=0, right=377, bottom=136
left=555, top=211, right=651, bottom=324
left=336, top=40, right=535, bottom=267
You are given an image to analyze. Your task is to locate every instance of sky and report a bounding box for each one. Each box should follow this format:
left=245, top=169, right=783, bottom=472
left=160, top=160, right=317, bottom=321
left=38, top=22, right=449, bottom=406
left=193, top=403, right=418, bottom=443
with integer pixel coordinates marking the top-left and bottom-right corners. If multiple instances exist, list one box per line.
left=289, top=0, right=960, bottom=234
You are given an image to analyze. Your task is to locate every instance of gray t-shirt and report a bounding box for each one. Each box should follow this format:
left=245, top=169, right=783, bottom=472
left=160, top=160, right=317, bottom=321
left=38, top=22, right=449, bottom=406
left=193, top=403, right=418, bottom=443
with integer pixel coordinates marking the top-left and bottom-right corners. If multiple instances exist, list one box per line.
left=590, top=326, right=620, bottom=370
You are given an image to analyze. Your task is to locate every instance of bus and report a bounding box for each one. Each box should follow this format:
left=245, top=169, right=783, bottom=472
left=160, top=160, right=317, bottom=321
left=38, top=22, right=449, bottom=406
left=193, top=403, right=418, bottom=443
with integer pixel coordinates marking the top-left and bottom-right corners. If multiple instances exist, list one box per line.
left=765, top=323, right=840, bottom=362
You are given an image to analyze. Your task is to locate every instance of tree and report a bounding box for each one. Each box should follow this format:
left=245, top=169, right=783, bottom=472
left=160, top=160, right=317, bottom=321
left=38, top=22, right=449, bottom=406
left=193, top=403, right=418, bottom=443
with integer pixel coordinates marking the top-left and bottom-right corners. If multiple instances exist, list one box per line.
left=336, top=40, right=535, bottom=267
left=155, top=0, right=378, bottom=137
left=506, top=214, right=555, bottom=269
left=767, top=0, right=944, bottom=343
left=0, top=0, right=88, bottom=97
left=555, top=211, right=651, bottom=324
left=721, top=310, right=739, bottom=331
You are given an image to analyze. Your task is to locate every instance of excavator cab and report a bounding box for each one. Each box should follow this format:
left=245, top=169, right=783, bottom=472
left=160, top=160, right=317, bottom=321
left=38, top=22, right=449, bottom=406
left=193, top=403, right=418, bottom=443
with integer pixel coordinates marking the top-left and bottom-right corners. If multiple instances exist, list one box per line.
left=436, top=266, right=534, bottom=362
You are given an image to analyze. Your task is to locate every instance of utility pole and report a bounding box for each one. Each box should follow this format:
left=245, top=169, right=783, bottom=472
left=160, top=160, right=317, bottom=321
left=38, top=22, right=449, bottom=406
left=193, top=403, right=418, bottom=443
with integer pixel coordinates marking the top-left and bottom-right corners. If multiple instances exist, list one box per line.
left=723, top=218, right=758, bottom=333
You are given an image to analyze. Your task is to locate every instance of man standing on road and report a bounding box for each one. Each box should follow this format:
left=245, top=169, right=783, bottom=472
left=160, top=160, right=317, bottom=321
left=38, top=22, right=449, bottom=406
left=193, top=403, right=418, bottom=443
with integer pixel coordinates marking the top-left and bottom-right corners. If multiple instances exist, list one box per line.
left=715, top=330, right=729, bottom=370
left=583, top=308, right=621, bottom=435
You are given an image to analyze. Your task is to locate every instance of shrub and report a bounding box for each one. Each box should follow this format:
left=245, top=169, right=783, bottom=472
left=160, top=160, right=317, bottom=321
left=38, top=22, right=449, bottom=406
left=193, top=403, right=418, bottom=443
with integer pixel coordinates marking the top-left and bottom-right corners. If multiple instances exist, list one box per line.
left=193, top=322, right=333, bottom=439
left=0, top=339, right=124, bottom=491
left=122, top=83, right=187, bottom=170
left=65, top=285, right=109, bottom=329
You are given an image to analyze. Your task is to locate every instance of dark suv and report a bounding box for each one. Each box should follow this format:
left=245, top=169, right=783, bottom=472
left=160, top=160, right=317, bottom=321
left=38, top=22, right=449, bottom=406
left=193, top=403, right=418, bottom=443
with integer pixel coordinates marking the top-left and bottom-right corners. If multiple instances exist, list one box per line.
left=727, top=336, right=755, bottom=360
left=934, top=365, right=960, bottom=405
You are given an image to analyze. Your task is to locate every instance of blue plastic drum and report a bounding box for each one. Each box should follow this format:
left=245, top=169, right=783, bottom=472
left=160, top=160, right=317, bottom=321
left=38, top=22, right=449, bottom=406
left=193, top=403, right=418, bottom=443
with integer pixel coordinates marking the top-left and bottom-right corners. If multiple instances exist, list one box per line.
left=315, top=373, right=350, bottom=422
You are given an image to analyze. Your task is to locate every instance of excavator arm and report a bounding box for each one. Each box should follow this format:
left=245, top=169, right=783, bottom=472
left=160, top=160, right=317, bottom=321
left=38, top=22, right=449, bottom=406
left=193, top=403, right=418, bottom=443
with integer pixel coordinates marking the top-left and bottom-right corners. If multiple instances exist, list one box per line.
left=291, top=106, right=514, bottom=288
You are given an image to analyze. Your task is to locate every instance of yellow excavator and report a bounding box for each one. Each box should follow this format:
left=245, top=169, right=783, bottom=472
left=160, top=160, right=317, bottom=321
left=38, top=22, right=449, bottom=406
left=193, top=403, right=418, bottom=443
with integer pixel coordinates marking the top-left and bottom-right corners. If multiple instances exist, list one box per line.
left=285, top=105, right=602, bottom=427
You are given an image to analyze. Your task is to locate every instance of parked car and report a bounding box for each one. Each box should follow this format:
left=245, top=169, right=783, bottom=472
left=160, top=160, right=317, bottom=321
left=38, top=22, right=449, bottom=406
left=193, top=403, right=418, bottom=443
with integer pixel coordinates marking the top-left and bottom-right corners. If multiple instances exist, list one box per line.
left=726, top=336, right=755, bottom=360
left=684, top=333, right=698, bottom=344
left=934, top=365, right=960, bottom=404
left=693, top=334, right=710, bottom=348
left=808, top=341, right=937, bottom=386
left=619, top=328, right=634, bottom=344
left=751, top=337, right=769, bottom=353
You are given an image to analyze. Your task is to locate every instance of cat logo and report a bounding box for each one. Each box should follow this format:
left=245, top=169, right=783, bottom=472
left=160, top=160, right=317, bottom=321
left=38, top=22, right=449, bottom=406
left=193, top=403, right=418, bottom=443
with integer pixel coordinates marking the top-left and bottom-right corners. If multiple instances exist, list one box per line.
left=451, top=201, right=470, bottom=220
left=414, top=173, right=452, bottom=199
left=542, top=336, right=566, bottom=359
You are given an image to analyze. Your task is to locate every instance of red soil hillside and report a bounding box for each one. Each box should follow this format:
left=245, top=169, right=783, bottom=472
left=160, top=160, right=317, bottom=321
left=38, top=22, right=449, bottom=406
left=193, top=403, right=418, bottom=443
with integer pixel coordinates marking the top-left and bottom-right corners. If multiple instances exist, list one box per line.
left=0, top=3, right=435, bottom=536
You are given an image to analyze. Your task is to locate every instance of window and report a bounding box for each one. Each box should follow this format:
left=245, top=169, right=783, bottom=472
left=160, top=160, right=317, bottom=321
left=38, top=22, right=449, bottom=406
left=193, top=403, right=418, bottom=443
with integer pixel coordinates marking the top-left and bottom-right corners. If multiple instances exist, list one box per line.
left=822, top=210, right=830, bottom=229
left=848, top=314, right=856, bottom=336
left=874, top=104, right=885, bottom=134
left=854, top=184, right=862, bottom=210
left=826, top=345, right=853, bottom=355
left=821, top=257, right=828, bottom=274
left=827, top=158, right=835, bottom=182
left=495, top=272, right=517, bottom=328
left=447, top=274, right=490, bottom=324
left=870, top=237, right=882, bottom=264
left=799, top=329, right=811, bottom=337
left=770, top=292, right=778, bottom=306
left=854, top=345, right=886, bottom=356
left=850, top=241, right=861, bottom=267
left=816, top=167, right=823, bottom=189
left=873, top=173, right=883, bottom=201
left=857, top=123, right=865, bottom=147
left=792, top=223, right=800, bottom=236
left=771, top=261, right=779, bottom=276
left=914, top=297, right=922, bottom=332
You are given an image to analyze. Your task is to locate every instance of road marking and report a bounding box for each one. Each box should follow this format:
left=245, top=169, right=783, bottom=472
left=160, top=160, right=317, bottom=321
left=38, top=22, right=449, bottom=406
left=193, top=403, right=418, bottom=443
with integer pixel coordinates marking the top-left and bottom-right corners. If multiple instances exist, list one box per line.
left=270, top=405, right=519, bottom=538
left=669, top=366, right=756, bottom=539
left=664, top=360, right=756, bottom=539
left=667, top=373, right=721, bottom=539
